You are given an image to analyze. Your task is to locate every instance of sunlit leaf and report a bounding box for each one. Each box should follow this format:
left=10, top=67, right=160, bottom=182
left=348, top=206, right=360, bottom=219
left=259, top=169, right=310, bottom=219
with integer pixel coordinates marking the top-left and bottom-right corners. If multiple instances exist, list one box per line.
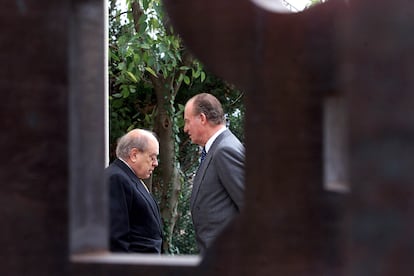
left=193, top=69, right=200, bottom=78
left=183, top=75, right=190, bottom=85
left=145, top=67, right=158, bottom=77
left=126, top=71, right=138, bottom=83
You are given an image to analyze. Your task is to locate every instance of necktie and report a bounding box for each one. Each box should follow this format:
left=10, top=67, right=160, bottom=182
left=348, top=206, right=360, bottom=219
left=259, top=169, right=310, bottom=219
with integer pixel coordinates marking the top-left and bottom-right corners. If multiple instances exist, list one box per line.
left=200, top=147, right=207, bottom=164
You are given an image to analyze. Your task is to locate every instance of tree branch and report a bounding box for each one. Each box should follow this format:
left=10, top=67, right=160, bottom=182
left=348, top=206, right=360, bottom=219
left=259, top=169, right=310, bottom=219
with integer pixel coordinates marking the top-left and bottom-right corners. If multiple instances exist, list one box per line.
left=131, top=0, right=143, bottom=33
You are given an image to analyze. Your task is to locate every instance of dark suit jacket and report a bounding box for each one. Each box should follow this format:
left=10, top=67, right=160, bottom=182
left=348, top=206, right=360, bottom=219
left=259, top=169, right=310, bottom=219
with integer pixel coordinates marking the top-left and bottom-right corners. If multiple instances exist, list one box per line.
left=190, top=129, right=245, bottom=254
left=105, top=158, right=163, bottom=253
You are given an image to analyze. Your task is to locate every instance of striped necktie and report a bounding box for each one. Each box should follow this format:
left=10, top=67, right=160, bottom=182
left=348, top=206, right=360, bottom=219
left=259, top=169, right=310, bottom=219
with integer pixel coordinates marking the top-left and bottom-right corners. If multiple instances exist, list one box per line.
left=200, top=147, right=207, bottom=164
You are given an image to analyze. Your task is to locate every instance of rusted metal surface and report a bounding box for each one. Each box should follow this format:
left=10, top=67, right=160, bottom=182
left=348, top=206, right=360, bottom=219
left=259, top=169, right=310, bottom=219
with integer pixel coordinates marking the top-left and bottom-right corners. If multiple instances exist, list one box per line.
left=164, top=0, right=347, bottom=274
left=1, top=0, right=414, bottom=275
left=164, top=0, right=414, bottom=274
left=341, top=1, right=414, bottom=274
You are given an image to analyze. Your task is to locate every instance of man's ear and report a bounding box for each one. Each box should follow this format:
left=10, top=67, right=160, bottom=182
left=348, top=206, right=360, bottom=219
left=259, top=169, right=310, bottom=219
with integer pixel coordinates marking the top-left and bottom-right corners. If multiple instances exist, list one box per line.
left=199, top=113, right=207, bottom=124
left=129, top=148, right=139, bottom=162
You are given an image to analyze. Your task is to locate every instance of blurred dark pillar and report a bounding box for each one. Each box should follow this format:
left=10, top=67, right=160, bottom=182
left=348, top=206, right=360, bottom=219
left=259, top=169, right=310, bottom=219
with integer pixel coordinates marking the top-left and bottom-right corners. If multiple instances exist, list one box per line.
left=164, top=0, right=347, bottom=274
left=0, top=1, right=70, bottom=274
left=165, top=0, right=414, bottom=275
left=341, top=0, right=414, bottom=274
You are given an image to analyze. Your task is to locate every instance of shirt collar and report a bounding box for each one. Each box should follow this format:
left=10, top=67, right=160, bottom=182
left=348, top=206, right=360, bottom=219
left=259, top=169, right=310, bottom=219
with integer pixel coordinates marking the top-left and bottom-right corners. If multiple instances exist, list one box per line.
left=119, top=157, right=134, bottom=172
left=118, top=158, right=150, bottom=193
left=205, top=126, right=226, bottom=153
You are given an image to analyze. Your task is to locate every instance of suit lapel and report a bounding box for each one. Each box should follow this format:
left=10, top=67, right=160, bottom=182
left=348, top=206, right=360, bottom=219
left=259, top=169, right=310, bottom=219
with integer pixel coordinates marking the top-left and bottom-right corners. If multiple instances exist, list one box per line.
left=190, top=130, right=230, bottom=210
left=114, top=159, right=163, bottom=232
left=134, top=179, right=163, bottom=231
left=190, top=154, right=210, bottom=209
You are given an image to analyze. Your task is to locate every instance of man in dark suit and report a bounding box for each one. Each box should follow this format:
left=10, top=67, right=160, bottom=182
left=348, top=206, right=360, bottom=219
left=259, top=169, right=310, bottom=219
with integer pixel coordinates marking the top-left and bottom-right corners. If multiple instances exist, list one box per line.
left=105, top=129, right=163, bottom=253
left=184, top=93, right=245, bottom=255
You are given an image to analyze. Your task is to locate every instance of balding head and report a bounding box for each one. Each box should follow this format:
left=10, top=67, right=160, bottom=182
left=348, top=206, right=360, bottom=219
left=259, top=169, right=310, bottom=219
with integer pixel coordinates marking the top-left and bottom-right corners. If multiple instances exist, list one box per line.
left=115, top=128, right=159, bottom=179
left=116, top=129, right=158, bottom=160
left=184, top=93, right=226, bottom=146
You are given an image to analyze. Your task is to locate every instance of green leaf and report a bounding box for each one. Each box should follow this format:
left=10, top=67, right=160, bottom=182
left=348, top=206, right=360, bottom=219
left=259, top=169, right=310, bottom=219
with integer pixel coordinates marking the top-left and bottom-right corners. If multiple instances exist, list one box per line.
left=117, top=62, right=126, bottom=70
left=177, top=73, right=184, bottom=84
left=111, top=99, right=123, bottom=109
left=110, top=51, right=120, bottom=62
left=127, top=125, right=135, bottom=132
left=193, top=69, right=200, bottom=78
left=126, top=71, right=138, bottom=83
left=140, top=43, right=151, bottom=50
left=121, top=86, right=130, bottom=98
left=200, top=72, right=206, bottom=82
left=145, top=67, right=158, bottom=78
left=147, top=56, right=155, bottom=67
left=183, top=75, right=190, bottom=85
left=142, top=0, right=150, bottom=10
left=144, top=114, right=152, bottom=124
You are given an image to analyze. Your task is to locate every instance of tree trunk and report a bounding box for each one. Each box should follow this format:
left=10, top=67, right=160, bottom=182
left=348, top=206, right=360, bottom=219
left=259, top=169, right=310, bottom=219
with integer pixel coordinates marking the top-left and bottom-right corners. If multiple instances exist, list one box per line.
left=152, top=78, right=181, bottom=253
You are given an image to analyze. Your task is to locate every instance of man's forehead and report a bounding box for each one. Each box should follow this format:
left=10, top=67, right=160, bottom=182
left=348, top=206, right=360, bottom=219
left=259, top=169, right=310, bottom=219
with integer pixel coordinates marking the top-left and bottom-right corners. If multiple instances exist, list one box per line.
left=184, top=104, right=193, bottom=116
left=147, top=142, right=159, bottom=153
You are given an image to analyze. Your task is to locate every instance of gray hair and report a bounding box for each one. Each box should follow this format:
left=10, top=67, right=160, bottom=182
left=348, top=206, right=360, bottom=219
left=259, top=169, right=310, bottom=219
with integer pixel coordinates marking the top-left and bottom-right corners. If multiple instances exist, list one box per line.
left=115, top=129, right=157, bottom=159
left=191, top=93, right=225, bottom=125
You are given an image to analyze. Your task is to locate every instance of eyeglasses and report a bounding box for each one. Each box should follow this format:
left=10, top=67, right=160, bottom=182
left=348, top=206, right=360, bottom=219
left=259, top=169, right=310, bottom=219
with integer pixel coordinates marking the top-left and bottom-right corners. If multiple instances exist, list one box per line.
left=146, top=152, right=159, bottom=164
left=133, top=148, right=159, bottom=164
left=150, top=155, right=158, bottom=163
